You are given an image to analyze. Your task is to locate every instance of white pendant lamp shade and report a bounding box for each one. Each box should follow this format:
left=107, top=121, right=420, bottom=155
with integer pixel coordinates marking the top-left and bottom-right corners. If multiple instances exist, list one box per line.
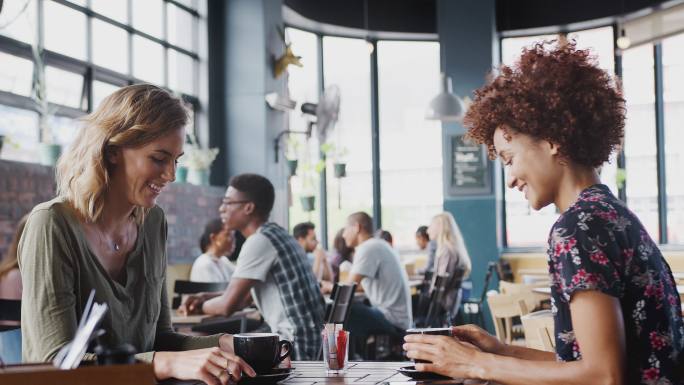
left=426, top=73, right=464, bottom=122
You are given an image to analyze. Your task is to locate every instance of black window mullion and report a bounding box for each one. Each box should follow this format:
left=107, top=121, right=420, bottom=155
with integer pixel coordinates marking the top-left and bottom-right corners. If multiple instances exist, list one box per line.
left=653, top=43, right=668, bottom=244
left=369, top=39, right=381, bottom=230
left=163, top=0, right=169, bottom=88
left=317, top=33, right=328, bottom=249
left=612, top=24, right=628, bottom=203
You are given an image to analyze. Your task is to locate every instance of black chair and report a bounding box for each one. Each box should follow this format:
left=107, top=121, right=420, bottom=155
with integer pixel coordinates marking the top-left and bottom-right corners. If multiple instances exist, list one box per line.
left=325, top=283, right=357, bottom=324
left=458, top=262, right=497, bottom=327
left=496, top=259, right=514, bottom=282
left=172, top=280, right=228, bottom=309
left=0, top=299, right=21, bottom=332
left=317, top=283, right=357, bottom=360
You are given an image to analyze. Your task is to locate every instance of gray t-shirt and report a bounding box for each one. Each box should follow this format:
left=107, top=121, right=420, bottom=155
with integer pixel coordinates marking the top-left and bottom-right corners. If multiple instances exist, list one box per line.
left=231, top=230, right=294, bottom=341
left=351, top=238, right=413, bottom=329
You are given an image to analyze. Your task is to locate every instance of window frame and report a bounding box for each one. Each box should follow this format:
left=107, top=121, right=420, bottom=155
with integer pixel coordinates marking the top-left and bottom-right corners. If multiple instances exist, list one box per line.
left=0, top=0, right=203, bottom=146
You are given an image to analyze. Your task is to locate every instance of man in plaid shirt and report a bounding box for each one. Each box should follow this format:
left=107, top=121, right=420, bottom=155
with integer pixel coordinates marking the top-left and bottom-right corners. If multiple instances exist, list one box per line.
left=181, top=173, right=325, bottom=360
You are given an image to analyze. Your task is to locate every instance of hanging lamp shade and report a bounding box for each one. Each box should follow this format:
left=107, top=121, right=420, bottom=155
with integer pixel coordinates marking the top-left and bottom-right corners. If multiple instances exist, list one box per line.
left=426, top=73, right=464, bottom=122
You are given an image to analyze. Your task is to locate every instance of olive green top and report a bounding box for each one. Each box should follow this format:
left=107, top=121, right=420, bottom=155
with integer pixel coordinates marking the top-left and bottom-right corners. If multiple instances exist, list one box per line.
left=18, top=198, right=220, bottom=363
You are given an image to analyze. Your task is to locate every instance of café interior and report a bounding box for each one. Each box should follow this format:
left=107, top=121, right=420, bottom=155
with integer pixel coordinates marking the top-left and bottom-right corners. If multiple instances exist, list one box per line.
left=0, top=0, right=683, bottom=384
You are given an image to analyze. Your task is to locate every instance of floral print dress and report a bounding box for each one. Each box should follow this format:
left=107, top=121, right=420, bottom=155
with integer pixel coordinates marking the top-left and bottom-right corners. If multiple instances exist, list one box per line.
left=547, top=184, right=684, bottom=385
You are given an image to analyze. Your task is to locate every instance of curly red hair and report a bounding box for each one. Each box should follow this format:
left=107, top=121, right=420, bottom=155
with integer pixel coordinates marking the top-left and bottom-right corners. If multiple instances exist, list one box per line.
left=463, top=40, right=625, bottom=168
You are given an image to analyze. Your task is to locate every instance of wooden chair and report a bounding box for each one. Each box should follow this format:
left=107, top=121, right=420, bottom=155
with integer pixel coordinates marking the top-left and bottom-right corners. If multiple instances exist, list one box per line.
left=499, top=280, right=549, bottom=310
left=486, top=293, right=538, bottom=345
left=520, top=310, right=555, bottom=352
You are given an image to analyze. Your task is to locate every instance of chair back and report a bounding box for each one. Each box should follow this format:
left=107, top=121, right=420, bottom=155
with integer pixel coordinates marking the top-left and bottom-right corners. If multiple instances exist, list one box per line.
left=172, top=280, right=228, bottom=309
left=486, top=293, right=538, bottom=344
left=325, top=283, right=357, bottom=324
left=477, top=262, right=497, bottom=304
left=495, top=260, right=514, bottom=282
left=0, top=299, right=21, bottom=333
left=520, top=310, right=555, bottom=352
left=424, top=273, right=457, bottom=327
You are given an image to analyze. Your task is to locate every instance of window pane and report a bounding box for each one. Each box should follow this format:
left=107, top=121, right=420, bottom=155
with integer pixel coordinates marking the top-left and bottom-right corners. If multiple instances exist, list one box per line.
left=133, top=36, right=164, bottom=85
left=0, top=0, right=37, bottom=44
left=90, top=0, right=128, bottom=24
left=50, top=114, right=80, bottom=149
left=0, top=104, right=39, bottom=163
left=662, top=33, right=684, bottom=244
left=0, top=52, right=33, bottom=96
left=44, top=1, right=86, bottom=60
left=132, top=0, right=163, bottom=39
left=285, top=28, right=321, bottom=232
left=501, top=34, right=559, bottom=247
left=323, top=36, right=373, bottom=243
left=622, top=44, right=659, bottom=240
left=167, top=4, right=195, bottom=52
left=168, top=50, right=195, bottom=95
left=92, top=20, right=128, bottom=74
left=92, top=81, right=121, bottom=109
left=377, top=40, right=442, bottom=252
left=45, top=66, right=84, bottom=108
left=567, top=26, right=619, bottom=194
left=174, top=0, right=198, bottom=10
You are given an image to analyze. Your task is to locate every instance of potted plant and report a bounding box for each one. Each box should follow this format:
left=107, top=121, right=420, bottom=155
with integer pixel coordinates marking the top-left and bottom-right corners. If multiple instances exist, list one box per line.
left=285, top=136, right=301, bottom=177
left=297, top=160, right=323, bottom=212
left=179, top=133, right=219, bottom=186
left=321, top=142, right=348, bottom=178
left=32, top=44, right=61, bottom=166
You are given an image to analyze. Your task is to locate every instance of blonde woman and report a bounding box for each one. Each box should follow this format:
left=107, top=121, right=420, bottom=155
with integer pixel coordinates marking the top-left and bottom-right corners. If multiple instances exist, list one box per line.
left=18, top=84, right=254, bottom=385
left=427, top=212, right=471, bottom=320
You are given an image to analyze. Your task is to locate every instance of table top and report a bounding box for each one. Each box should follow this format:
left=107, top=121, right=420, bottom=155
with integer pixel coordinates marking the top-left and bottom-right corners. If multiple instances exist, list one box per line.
left=171, top=307, right=259, bottom=326
left=163, top=361, right=487, bottom=385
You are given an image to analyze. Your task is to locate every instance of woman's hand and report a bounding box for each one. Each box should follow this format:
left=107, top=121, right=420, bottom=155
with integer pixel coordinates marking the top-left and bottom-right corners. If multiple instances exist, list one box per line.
left=403, top=334, right=484, bottom=380
left=451, top=324, right=507, bottom=355
left=154, top=347, right=256, bottom=385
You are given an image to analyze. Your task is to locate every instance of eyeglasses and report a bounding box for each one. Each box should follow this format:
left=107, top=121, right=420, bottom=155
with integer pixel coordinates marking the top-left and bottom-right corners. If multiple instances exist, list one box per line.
left=221, top=199, right=250, bottom=206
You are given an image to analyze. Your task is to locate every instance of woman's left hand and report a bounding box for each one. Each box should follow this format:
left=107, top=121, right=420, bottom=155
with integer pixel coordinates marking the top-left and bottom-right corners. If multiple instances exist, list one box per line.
left=218, top=334, right=234, bottom=354
left=403, top=334, right=484, bottom=380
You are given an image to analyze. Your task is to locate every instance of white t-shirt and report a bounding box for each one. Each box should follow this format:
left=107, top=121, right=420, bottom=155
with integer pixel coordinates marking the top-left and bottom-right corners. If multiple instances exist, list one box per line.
left=231, top=230, right=294, bottom=341
left=351, top=238, right=413, bottom=329
left=190, top=253, right=235, bottom=282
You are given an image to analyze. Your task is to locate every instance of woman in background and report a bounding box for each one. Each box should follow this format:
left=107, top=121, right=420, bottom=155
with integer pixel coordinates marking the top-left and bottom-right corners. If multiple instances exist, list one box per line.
left=190, top=219, right=236, bottom=282
left=426, top=212, right=471, bottom=321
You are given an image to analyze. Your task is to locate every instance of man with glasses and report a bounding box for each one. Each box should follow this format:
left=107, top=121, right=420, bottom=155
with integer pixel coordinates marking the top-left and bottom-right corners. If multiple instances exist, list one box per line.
left=180, top=174, right=325, bottom=360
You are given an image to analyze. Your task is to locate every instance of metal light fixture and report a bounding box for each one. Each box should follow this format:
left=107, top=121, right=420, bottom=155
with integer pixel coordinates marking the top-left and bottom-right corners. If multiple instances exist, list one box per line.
left=616, top=27, right=631, bottom=50
left=426, top=73, right=464, bottom=122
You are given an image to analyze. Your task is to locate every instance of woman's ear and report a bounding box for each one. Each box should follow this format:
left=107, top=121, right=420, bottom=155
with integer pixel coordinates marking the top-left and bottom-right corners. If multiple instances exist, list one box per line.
left=104, top=145, right=121, bottom=165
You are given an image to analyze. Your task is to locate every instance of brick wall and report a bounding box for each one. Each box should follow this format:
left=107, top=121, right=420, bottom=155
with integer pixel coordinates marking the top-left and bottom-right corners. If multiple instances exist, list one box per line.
left=0, top=159, right=224, bottom=265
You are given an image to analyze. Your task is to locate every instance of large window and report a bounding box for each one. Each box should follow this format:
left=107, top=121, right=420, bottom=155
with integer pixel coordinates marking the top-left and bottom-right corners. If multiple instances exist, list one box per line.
left=0, top=0, right=204, bottom=163
left=322, top=36, right=373, bottom=244
left=501, top=27, right=619, bottom=247
left=377, top=40, right=442, bottom=251
left=285, top=28, right=322, bottom=232
left=285, top=28, right=441, bottom=250
left=662, top=34, right=684, bottom=244
left=622, top=43, right=659, bottom=239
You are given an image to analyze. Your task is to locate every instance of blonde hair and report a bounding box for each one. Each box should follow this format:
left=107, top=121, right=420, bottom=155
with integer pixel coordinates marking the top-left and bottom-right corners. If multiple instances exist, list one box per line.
left=56, top=84, right=188, bottom=223
left=430, top=212, right=471, bottom=276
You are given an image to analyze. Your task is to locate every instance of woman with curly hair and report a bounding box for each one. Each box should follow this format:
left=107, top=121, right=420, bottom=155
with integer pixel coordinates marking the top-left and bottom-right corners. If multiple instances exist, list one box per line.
left=19, top=84, right=255, bottom=384
left=404, top=40, right=683, bottom=385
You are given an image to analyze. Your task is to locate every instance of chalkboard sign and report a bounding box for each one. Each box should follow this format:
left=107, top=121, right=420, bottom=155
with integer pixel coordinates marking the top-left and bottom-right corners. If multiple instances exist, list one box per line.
left=448, top=134, right=492, bottom=196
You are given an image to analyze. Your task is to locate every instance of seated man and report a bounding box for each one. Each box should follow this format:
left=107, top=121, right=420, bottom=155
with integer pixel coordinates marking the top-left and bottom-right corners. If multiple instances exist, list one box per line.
left=181, top=174, right=325, bottom=360
left=293, top=221, right=332, bottom=282
left=343, top=212, right=412, bottom=339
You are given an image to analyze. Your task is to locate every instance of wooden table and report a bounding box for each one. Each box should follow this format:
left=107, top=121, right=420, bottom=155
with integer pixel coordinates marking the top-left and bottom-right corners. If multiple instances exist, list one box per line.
left=164, top=361, right=487, bottom=384
left=171, top=308, right=260, bottom=329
